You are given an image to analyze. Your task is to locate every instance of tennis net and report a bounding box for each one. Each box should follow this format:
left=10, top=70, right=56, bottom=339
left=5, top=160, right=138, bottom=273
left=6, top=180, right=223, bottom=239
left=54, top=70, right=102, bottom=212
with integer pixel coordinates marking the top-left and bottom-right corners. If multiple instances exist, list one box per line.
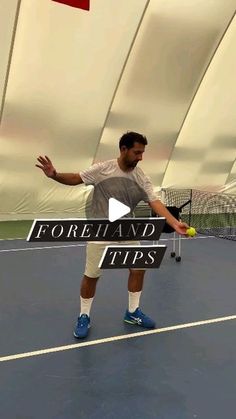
left=162, top=188, right=236, bottom=241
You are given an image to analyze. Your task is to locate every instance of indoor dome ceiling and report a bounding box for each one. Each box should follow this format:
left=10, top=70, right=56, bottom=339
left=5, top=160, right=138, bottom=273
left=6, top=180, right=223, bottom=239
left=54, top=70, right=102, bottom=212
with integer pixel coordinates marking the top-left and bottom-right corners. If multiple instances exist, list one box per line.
left=0, top=0, right=235, bottom=219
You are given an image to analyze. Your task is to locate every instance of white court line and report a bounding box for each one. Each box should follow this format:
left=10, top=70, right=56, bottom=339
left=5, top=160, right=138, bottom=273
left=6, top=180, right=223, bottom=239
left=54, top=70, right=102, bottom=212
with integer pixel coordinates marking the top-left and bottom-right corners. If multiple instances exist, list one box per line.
left=0, top=244, right=86, bottom=253
left=0, top=236, right=216, bottom=253
left=1, top=314, right=236, bottom=363
left=0, top=237, right=24, bottom=241
left=0, top=235, right=215, bottom=243
left=158, top=236, right=215, bottom=241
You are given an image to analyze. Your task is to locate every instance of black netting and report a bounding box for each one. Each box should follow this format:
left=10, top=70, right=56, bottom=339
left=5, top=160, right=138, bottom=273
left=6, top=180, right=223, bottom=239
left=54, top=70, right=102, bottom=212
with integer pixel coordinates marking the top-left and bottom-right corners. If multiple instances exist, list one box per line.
left=163, top=189, right=236, bottom=241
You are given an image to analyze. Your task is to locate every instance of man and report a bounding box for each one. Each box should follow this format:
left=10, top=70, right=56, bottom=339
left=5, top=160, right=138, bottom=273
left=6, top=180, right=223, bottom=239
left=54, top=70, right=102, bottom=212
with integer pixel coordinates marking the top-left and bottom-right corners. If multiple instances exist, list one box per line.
left=36, top=132, right=188, bottom=338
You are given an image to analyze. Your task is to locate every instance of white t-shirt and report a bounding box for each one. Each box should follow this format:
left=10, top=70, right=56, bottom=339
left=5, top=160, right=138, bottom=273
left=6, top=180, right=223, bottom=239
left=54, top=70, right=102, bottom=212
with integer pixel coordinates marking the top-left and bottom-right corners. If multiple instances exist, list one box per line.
left=80, top=159, right=158, bottom=218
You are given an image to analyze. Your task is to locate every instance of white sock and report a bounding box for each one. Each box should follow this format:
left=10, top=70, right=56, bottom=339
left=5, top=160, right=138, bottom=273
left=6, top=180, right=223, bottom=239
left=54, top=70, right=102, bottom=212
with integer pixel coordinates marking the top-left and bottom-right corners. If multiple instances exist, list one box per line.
left=128, top=291, right=142, bottom=313
left=80, top=297, right=94, bottom=317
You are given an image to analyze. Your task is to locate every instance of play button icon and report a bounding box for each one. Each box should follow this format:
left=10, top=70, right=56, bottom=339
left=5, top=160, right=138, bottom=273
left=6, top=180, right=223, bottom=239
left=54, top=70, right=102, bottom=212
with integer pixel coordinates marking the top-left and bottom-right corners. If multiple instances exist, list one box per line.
left=108, top=198, right=130, bottom=222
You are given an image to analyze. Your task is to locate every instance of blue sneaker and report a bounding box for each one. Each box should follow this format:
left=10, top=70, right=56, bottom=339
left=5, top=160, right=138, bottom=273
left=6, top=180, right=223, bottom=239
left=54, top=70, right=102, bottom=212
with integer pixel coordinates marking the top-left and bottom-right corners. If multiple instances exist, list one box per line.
left=124, top=308, right=155, bottom=328
left=73, top=314, right=90, bottom=338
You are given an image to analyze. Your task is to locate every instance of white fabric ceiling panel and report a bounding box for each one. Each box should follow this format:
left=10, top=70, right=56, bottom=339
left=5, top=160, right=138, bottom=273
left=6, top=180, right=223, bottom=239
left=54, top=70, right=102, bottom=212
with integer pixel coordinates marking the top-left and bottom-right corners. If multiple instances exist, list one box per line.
left=96, top=0, right=236, bottom=191
left=0, top=0, right=147, bottom=219
left=0, top=0, right=19, bottom=115
left=163, top=14, right=236, bottom=192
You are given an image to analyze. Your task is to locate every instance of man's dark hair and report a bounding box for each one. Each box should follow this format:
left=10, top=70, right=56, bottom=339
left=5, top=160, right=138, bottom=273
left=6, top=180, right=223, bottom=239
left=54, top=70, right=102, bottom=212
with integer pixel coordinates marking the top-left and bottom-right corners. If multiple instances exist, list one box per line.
left=119, top=131, right=148, bottom=150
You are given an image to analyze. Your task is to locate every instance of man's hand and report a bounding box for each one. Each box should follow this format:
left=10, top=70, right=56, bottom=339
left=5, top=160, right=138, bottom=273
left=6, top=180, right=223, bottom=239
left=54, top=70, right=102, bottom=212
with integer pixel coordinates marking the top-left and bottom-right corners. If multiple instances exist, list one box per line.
left=35, top=156, right=83, bottom=185
left=172, top=220, right=189, bottom=236
left=36, top=156, right=56, bottom=178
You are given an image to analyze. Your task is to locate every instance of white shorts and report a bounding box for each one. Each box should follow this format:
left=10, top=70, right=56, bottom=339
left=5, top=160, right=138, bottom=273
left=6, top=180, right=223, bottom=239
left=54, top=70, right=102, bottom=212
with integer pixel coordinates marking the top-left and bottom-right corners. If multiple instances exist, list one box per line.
left=84, top=241, right=145, bottom=278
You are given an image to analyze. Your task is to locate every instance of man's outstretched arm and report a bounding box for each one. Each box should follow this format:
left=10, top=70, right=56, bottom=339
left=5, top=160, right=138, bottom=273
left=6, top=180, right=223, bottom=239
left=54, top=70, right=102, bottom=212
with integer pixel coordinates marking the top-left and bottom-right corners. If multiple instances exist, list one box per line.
left=149, top=199, right=189, bottom=235
left=36, top=155, right=84, bottom=185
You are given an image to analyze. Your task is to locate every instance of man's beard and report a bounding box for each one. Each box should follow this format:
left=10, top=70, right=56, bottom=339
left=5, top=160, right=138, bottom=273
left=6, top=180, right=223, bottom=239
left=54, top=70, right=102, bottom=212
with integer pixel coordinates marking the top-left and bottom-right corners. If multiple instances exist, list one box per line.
left=127, top=161, right=138, bottom=167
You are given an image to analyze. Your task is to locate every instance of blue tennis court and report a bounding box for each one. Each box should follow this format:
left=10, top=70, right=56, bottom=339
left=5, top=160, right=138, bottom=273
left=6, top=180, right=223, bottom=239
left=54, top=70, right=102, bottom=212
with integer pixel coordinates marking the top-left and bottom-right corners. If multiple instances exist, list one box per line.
left=0, top=235, right=235, bottom=419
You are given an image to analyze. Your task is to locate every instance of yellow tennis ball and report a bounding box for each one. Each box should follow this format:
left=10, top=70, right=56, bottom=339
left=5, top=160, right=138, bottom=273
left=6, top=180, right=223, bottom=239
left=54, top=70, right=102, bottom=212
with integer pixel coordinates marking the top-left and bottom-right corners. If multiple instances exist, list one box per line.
left=186, top=227, right=196, bottom=237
